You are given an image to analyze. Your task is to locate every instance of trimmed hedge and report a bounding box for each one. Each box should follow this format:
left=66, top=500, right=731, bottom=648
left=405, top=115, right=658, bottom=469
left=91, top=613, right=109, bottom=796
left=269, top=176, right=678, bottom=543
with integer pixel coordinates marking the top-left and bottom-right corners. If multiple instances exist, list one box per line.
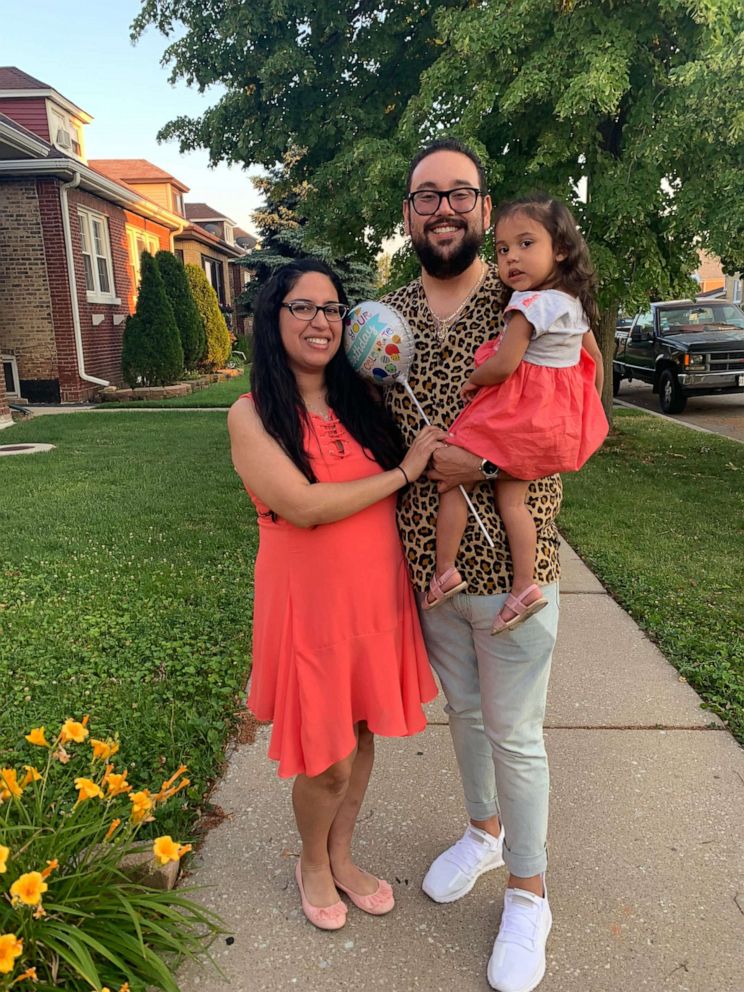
left=156, top=250, right=206, bottom=369
left=122, top=253, right=184, bottom=387
left=185, top=263, right=231, bottom=370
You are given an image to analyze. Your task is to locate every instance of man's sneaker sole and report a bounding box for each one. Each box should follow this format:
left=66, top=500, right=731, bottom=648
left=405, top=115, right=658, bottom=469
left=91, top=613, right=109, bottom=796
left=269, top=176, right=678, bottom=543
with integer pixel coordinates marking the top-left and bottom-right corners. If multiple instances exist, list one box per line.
left=422, top=851, right=505, bottom=904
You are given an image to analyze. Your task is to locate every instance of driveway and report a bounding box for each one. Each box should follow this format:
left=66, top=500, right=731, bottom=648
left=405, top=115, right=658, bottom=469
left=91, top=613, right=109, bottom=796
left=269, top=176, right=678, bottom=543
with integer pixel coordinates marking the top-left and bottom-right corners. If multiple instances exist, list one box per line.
left=615, top=380, right=744, bottom=443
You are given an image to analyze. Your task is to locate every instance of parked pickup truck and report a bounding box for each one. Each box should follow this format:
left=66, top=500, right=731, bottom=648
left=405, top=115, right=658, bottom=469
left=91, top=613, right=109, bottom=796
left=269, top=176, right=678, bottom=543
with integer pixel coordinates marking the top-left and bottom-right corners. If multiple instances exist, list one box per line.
left=613, top=300, right=744, bottom=413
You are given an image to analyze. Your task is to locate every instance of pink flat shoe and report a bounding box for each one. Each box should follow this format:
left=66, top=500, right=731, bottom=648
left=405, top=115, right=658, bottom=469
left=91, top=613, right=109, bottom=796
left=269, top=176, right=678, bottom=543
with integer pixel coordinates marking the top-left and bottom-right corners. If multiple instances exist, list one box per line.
left=295, top=861, right=347, bottom=930
left=333, top=874, right=395, bottom=915
left=492, top=584, right=548, bottom=635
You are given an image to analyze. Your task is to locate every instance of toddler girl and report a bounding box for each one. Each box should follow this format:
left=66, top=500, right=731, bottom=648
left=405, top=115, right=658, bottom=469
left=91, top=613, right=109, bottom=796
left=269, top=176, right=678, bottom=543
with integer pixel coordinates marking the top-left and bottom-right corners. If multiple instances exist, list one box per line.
left=424, top=193, right=609, bottom=633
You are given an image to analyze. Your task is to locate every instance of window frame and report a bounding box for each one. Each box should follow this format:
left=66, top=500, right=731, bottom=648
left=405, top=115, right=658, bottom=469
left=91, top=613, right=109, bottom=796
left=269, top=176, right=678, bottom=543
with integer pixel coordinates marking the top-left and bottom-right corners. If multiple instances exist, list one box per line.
left=78, top=208, right=117, bottom=304
left=202, top=254, right=226, bottom=306
left=126, top=226, right=161, bottom=292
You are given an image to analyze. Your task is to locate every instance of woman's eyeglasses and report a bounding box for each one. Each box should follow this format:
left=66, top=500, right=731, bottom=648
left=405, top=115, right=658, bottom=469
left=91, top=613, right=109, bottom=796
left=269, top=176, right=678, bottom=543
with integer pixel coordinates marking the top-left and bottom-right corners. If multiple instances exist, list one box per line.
left=281, top=301, right=349, bottom=322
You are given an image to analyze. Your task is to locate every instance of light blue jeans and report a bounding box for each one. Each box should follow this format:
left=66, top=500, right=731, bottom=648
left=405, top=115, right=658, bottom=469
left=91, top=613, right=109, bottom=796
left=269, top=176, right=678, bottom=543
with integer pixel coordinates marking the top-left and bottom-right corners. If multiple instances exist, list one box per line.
left=418, top=584, right=559, bottom=877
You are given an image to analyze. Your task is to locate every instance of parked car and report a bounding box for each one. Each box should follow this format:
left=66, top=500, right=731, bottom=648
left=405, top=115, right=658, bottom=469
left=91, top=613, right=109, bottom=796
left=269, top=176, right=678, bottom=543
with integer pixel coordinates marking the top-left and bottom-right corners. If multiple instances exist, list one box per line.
left=613, top=300, right=744, bottom=413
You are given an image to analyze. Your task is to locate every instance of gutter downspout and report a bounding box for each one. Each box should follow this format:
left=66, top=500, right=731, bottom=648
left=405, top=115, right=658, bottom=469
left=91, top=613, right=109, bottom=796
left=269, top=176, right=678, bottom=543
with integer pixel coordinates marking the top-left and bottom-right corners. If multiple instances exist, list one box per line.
left=60, top=171, right=110, bottom=391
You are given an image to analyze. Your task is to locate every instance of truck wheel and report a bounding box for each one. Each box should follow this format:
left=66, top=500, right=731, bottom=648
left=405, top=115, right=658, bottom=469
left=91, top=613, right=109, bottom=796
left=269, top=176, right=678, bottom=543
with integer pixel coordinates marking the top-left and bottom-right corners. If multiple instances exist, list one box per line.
left=658, top=369, right=687, bottom=414
left=612, top=370, right=621, bottom=396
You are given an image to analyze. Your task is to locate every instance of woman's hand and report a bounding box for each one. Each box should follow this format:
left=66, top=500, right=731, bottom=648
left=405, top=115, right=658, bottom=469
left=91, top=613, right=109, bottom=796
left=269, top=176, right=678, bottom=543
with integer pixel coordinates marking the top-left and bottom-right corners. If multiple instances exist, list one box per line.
left=399, top=425, right=449, bottom=483
left=461, top=381, right=480, bottom=403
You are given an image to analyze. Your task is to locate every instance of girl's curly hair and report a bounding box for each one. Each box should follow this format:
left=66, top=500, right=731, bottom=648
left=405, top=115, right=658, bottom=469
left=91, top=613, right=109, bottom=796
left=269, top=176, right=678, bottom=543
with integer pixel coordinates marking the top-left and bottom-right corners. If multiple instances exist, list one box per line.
left=493, top=193, right=598, bottom=330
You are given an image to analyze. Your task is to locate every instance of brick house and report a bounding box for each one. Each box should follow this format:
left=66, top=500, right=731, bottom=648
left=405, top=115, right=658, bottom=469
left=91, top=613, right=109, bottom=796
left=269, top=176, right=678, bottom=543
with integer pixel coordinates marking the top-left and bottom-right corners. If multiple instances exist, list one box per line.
left=179, top=203, right=255, bottom=336
left=694, top=250, right=743, bottom=304
left=0, top=68, right=184, bottom=403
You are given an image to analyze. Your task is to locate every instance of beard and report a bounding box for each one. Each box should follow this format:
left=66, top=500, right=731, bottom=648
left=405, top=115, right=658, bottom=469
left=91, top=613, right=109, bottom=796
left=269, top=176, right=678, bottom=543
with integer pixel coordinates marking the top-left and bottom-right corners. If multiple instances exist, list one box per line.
left=410, top=220, right=485, bottom=279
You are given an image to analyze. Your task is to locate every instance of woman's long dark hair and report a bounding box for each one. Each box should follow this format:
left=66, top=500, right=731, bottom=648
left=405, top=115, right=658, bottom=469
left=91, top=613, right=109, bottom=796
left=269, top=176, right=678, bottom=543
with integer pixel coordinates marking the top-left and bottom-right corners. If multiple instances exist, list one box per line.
left=493, top=193, right=599, bottom=330
left=251, top=258, right=404, bottom=482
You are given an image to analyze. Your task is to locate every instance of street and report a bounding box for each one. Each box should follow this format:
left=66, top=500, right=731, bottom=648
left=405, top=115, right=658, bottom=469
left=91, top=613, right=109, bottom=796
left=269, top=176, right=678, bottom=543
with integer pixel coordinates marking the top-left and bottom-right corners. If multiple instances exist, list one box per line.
left=615, top=380, right=744, bottom=443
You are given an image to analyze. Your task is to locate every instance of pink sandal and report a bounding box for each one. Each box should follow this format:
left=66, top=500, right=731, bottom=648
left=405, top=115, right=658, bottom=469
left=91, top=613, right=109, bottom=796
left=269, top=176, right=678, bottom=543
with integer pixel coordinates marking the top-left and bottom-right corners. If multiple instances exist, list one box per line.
left=333, top=874, right=395, bottom=915
left=491, top=584, right=548, bottom=635
left=423, top=567, right=468, bottom=611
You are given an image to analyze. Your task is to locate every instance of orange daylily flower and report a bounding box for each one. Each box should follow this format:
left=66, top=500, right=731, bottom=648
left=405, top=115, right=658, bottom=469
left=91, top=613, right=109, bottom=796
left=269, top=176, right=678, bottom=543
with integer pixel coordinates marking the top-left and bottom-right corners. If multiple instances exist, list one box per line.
left=152, top=835, right=193, bottom=865
left=90, top=739, right=119, bottom=762
left=60, top=719, right=88, bottom=744
left=0, top=845, right=9, bottom=873
left=74, top=777, right=104, bottom=804
left=8, top=965, right=37, bottom=986
left=104, top=818, right=122, bottom=841
left=41, top=859, right=58, bottom=880
left=20, top=766, right=41, bottom=788
left=0, top=933, right=24, bottom=975
left=0, top=769, right=23, bottom=802
left=24, top=727, right=49, bottom=747
left=104, top=771, right=132, bottom=797
left=129, top=790, right=153, bottom=823
left=10, top=872, right=47, bottom=907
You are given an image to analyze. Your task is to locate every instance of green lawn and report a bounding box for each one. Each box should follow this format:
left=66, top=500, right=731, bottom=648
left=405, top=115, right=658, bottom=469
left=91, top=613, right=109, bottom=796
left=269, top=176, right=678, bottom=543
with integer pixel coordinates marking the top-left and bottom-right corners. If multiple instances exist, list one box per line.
left=96, top=373, right=249, bottom=409
left=560, top=409, right=744, bottom=743
left=0, top=412, right=257, bottom=835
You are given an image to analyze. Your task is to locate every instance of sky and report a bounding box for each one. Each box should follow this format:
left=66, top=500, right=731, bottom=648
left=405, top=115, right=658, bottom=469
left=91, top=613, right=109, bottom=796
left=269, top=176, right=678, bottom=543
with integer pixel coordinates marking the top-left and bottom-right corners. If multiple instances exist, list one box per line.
left=1, top=0, right=262, bottom=233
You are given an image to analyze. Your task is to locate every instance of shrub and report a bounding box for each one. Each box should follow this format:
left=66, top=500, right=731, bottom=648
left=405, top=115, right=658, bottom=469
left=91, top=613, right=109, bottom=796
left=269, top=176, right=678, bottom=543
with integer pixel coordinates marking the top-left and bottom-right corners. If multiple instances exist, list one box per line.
left=184, top=266, right=231, bottom=370
left=122, top=254, right=184, bottom=387
left=155, top=252, right=206, bottom=370
left=0, top=718, right=222, bottom=991
left=233, top=335, right=253, bottom=365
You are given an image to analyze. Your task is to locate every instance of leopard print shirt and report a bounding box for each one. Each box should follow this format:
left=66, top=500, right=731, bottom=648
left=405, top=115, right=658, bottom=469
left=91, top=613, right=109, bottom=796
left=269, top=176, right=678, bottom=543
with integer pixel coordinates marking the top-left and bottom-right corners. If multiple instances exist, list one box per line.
left=382, top=262, right=562, bottom=595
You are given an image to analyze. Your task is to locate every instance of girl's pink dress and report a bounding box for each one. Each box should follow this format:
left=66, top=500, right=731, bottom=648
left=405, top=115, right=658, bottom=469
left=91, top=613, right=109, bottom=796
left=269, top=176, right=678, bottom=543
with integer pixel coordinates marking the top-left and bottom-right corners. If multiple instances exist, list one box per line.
left=245, top=401, right=437, bottom=778
left=449, top=290, right=609, bottom=480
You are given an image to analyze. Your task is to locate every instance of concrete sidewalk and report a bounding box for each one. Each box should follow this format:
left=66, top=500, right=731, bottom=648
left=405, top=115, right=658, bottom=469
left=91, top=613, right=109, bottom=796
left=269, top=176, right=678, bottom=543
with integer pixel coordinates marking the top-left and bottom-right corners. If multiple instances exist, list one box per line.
left=176, top=541, right=744, bottom=992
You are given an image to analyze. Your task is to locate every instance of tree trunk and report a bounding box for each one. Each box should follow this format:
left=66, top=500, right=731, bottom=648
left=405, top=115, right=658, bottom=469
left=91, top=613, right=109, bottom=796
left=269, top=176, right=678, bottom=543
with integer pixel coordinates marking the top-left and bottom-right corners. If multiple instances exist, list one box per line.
left=596, top=304, right=617, bottom=426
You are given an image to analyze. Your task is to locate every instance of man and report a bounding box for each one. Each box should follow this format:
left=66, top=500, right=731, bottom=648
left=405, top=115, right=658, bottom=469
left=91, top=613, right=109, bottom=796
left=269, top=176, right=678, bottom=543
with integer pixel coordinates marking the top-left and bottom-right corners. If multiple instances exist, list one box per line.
left=383, top=138, right=561, bottom=992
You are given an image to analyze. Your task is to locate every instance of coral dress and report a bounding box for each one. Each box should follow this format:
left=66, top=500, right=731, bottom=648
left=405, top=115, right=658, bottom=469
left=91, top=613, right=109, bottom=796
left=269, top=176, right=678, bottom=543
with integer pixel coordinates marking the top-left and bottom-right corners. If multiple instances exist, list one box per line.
left=449, top=290, right=609, bottom=480
left=245, top=403, right=437, bottom=778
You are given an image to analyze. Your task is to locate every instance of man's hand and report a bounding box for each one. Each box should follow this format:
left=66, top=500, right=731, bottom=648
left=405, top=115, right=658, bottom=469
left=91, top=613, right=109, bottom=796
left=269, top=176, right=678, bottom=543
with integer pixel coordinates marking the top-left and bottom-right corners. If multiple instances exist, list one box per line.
left=428, top=443, right=484, bottom=493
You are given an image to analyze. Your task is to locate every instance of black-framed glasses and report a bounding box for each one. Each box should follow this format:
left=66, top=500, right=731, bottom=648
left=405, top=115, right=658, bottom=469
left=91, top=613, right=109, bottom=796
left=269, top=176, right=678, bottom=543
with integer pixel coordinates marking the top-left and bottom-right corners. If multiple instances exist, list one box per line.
left=281, top=300, right=349, bottom=322
left=407, top=187, right=483, bottom=216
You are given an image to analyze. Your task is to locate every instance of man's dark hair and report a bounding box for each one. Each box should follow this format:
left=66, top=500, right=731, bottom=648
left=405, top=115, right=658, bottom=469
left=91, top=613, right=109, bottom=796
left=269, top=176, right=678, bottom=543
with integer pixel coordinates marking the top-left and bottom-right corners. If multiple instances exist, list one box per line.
left=406, top=138, right=487, bottom=194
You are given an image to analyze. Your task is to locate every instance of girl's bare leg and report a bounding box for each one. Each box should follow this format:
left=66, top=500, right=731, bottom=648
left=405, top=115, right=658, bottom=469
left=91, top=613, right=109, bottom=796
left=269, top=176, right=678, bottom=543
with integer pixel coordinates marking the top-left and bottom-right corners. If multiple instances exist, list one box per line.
left=327, top=722, right=379, bottom=895
left=495, top=475, right=541, bottom=621
left=424, top=486, right=471, bottom=607
left=292, top=751, right=355, bottom=907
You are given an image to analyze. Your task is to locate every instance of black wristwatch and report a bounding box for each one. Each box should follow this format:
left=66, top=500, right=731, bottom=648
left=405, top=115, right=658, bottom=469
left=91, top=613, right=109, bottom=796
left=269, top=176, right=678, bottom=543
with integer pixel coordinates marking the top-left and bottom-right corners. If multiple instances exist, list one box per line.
left=479, top=458, right=500, bottom=480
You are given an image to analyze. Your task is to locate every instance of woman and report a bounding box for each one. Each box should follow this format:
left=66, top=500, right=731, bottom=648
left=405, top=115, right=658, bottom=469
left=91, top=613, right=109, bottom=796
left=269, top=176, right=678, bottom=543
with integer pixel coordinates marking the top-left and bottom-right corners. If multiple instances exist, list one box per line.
left=228, top=259, right=443, bottom=930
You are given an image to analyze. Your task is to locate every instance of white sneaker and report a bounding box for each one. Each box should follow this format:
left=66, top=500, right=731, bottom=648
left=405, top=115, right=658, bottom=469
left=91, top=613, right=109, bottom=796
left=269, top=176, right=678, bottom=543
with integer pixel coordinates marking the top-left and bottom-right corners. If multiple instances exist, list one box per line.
left=487, top=881, right=552, bottom=992
left=422, top=824, right=505, bottom=903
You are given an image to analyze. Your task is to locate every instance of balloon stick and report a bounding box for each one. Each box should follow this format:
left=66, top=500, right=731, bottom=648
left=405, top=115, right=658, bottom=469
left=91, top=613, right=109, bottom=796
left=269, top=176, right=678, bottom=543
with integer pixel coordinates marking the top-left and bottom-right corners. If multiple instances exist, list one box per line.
left=401, top=379, right=495, bottom=549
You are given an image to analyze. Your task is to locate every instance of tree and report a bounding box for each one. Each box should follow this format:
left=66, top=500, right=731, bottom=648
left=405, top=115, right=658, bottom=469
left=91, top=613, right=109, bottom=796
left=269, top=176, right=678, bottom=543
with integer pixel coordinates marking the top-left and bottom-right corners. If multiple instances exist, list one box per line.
left=237, top=152, right=377, bottom=312
left=155, top=250, right=206, bottom=368
left=122, top=252, right=183, bottom=387
left=134, top=1, right=744, bottom=420
left=184, top=264, right=231, bottom=369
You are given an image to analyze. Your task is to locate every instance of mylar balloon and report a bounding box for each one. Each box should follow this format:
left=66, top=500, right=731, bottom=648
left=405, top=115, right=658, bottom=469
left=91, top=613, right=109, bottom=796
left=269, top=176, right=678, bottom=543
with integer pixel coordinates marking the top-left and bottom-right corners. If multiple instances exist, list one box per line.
left=344, top=301, right=416, bottom=385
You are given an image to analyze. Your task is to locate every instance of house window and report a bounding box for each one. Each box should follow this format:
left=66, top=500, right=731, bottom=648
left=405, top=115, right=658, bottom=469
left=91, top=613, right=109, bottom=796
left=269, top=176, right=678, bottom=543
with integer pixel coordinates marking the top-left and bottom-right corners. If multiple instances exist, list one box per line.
left=202, top=255, right=226, bottom=306
left=126, top=226, right=160, bottom=288
left=2, top=354, right=20, bottom=398
left=173, top=191, right=184, bottom=215
left=734, top=278, right=742, bottom=304
left=78, top=208, right=116, bottom=302
left=175, top=248, right=184, bottom=264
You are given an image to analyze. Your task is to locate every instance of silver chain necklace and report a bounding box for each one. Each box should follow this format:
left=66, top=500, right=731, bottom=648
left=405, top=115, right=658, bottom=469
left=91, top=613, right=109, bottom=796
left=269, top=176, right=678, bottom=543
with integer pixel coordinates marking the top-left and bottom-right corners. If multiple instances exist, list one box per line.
left=426, top=261, right=487, bottom=345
